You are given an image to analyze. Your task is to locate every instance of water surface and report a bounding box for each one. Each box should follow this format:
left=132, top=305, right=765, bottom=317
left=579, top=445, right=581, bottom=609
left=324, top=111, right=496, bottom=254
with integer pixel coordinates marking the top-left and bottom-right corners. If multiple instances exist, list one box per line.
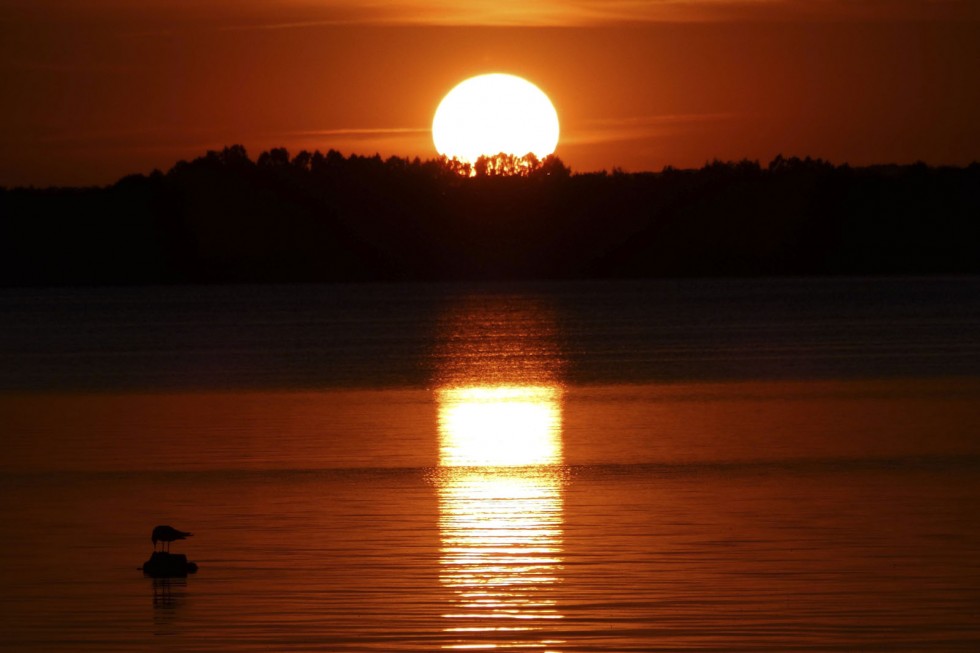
left=1, top=278, right=979, bottom=651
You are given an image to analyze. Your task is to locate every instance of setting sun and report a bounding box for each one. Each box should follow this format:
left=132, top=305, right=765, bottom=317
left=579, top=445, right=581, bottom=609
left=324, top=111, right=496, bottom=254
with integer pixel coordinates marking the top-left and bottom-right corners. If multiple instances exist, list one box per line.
left=432, top=74, right=560, bottom=165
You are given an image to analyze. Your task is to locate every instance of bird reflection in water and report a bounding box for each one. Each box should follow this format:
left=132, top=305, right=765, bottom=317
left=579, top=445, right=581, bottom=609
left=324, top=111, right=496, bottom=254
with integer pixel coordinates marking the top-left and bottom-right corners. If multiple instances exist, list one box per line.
left=436, top=384, right=566, bottom=651
left=152, top=577, right=187, bottom=609
left=151, top=577, right=188, bottom=636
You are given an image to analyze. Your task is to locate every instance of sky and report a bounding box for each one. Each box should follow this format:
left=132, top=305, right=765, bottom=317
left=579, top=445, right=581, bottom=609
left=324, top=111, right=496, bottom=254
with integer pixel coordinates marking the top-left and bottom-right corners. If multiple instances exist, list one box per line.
left=1, top=1, right=979, bottom=186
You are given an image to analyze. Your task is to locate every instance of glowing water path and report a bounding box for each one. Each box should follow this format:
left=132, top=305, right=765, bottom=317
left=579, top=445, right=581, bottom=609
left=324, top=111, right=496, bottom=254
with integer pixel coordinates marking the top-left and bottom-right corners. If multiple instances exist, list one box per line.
left=436, top=385, right=566, bottom=651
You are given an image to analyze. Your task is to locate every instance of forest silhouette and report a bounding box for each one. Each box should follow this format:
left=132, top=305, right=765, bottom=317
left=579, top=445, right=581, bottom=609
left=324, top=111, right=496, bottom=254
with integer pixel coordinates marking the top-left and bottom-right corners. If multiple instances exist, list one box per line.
left=1, top=146, right=977, bottom=285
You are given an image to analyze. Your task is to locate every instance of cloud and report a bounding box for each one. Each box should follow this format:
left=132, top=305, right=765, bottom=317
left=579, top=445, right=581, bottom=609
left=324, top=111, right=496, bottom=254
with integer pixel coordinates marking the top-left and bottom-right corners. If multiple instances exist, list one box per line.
left=0, top=60, right=136, bottom=74
left=279, top=126, right=436, bottom=158
left=285, top=127, right=430, bottom=139
left=13, top=0, right=975, bottom=31
left=17, top=124, right=431, bottom=151
left=217, top=0, right=980, bottom=29
left=564, top=113, right=741, bottom=146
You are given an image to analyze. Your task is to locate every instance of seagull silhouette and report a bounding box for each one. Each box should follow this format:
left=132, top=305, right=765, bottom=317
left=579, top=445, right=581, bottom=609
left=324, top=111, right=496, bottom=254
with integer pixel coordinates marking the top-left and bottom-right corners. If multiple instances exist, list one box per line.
left=152, top=525, right=193, bottom=552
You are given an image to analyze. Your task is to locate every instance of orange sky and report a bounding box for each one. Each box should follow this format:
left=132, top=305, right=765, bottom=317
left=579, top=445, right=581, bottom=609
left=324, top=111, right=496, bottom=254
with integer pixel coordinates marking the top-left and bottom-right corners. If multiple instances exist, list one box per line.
left=1, top=1, right=978, bottom=186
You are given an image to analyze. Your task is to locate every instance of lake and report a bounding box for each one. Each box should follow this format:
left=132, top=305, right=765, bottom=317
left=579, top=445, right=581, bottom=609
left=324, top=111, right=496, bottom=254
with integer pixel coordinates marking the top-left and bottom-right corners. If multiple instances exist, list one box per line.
left=1, top=277, right=979, bottom=651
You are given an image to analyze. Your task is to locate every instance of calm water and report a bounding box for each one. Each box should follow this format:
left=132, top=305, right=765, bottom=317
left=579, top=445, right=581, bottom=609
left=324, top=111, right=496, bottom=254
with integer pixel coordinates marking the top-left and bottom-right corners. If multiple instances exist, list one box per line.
left=1, top=278, right=980, bottom=651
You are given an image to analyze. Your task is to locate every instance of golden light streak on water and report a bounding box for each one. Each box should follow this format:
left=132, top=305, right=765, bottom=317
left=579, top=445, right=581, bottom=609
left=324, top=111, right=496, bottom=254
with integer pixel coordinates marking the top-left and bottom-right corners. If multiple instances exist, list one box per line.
left=438, top=386, right=562, bottom=468
left=437, top=385, right=566, bottom=651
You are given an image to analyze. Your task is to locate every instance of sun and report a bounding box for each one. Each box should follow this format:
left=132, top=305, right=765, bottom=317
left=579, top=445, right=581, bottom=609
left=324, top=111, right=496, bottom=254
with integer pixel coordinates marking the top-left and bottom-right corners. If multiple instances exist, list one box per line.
left=432, top=73, right=560, bottom=165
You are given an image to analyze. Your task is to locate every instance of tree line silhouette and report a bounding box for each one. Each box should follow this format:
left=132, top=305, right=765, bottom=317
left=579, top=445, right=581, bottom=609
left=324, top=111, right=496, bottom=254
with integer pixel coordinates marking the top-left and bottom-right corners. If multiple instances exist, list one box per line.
left=1, top=146, right=977, bottom=285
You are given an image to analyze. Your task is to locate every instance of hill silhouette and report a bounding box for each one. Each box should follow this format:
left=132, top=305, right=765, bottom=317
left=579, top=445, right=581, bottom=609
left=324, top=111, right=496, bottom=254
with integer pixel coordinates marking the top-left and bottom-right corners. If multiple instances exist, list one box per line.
left=1, top=147, right=977, bottom=286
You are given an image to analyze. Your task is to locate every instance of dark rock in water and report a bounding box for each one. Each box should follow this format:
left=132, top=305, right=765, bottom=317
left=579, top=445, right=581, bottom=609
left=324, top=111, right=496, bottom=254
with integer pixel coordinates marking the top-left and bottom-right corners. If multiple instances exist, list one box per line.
left=142, top=551, right=198, bottom=578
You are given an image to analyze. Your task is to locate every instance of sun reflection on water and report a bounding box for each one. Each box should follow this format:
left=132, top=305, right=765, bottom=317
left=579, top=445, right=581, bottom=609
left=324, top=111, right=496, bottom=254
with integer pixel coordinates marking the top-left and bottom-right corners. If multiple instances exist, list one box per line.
left=437, top=384, right=566, bottom=651
left=438, top=386, right=562, bottom=468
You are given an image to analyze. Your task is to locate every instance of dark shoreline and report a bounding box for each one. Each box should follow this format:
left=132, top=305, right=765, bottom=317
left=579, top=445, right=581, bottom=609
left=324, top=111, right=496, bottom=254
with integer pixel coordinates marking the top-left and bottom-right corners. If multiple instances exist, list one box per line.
left=2, top=148, right=978, bottom=287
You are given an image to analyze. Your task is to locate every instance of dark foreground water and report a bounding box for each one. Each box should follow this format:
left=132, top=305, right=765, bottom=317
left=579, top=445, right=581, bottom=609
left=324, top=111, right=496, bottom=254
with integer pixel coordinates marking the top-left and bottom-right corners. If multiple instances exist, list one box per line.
left=1, top=278, right=979, bottom=651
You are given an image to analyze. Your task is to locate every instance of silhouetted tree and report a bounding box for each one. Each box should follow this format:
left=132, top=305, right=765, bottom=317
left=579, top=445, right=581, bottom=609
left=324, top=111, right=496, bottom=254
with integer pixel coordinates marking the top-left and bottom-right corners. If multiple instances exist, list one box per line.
left=291, top=150, right=313, bottom=171
left=257, top=147, right=290, bottom=168
left=440, top=156, right=472, bottom=177
left=2, top=146, right=978, bottom=286
left=530, top=154, right=571, bottom=180
left=470, top=152, right=557, bottom=177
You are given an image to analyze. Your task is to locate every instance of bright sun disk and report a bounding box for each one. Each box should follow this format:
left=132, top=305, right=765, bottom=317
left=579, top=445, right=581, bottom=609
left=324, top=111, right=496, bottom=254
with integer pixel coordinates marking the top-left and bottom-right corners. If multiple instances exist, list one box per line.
left=432, top=73, right=560, bottom=165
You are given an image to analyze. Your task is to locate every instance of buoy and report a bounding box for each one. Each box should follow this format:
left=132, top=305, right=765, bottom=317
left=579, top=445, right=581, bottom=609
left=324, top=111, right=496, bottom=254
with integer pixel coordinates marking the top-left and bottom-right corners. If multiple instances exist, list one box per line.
left=142, top=551, right=198, bottom=578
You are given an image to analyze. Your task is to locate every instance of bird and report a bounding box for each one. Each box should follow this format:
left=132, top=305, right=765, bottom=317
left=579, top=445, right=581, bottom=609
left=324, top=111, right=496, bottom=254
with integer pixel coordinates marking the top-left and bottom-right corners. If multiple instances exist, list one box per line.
left=152, top=525, right=193, bottom=553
